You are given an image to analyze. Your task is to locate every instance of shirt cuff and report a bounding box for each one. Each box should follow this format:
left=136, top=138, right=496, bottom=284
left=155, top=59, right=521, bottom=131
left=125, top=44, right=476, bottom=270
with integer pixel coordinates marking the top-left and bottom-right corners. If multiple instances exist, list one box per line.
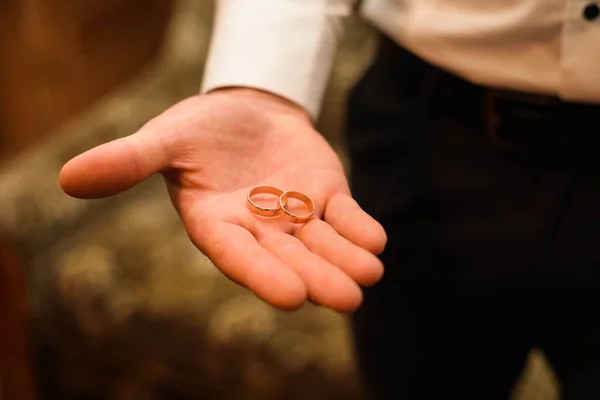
left=200, top=0, right=350, bottom=121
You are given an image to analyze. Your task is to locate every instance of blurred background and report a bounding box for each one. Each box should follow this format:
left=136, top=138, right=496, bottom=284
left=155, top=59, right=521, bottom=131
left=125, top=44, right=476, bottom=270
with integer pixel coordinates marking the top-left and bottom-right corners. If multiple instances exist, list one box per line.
left=0, top=1, right=558, bottom=399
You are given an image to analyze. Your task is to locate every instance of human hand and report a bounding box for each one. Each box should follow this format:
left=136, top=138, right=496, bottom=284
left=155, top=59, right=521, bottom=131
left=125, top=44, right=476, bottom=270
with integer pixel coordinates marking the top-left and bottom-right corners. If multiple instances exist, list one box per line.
left=60, top=88, right=387, bottom=312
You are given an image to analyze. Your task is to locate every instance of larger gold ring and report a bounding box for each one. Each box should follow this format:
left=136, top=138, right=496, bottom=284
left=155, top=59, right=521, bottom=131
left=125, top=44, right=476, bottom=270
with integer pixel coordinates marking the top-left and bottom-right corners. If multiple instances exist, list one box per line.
left=247, top=185, right=284, bottom=217
left=279, top=190, right=315, bottom=224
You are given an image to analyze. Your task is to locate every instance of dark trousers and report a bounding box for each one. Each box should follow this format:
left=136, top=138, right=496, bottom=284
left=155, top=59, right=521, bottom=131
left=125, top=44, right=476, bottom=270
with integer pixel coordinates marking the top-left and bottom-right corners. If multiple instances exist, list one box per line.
left=347, top=37, right=600, bottom=399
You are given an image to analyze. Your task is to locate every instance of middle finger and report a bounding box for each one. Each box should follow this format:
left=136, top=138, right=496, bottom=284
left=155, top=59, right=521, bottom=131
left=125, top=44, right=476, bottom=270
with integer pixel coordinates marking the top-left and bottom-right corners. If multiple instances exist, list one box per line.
left=259, top=232, right=363, bottom=312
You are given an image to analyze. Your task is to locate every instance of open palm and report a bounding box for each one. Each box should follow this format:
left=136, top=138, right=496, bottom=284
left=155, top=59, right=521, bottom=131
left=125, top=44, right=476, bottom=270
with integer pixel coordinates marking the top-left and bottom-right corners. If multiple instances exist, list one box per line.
left=60, top=91, right=386, bottom=312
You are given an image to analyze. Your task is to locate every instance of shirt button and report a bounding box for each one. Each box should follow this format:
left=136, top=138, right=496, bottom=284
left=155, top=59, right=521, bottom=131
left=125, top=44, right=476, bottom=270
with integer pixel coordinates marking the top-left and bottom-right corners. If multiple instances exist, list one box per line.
left=583, top=3, right=600, bottom=21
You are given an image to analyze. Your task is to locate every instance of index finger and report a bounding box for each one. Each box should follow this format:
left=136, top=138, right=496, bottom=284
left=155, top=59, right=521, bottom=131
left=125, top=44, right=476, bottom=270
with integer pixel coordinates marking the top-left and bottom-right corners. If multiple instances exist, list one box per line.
left=189, top=221, right=308, bottom=310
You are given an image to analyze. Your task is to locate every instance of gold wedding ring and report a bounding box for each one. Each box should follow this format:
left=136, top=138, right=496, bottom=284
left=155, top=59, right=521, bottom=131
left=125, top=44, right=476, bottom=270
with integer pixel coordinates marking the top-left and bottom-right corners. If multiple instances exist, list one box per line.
left=247, top=185, right=284, bottom=217
left=279, top=190, right=315, bottom=224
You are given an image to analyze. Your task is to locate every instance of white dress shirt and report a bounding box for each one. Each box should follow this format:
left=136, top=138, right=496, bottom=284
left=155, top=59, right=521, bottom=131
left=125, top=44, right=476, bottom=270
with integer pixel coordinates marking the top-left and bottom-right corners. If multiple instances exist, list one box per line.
left=201, top=0, right=600, bottom=120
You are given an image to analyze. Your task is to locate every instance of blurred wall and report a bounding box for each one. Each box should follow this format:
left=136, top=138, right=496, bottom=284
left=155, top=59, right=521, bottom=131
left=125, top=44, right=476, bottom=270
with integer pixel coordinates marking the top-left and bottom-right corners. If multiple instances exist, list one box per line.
left=0, top=0, right=174, bottom=162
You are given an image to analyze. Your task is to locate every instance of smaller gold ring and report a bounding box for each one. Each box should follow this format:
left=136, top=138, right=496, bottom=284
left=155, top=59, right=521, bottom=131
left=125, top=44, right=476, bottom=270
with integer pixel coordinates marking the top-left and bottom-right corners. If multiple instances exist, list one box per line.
left=247, top=185, right=284, bottom=217
left=279, top=190, right=315, bottom=224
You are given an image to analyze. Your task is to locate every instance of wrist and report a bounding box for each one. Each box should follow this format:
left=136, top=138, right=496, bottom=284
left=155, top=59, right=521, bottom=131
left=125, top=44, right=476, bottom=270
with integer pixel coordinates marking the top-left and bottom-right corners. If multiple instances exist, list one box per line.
left=207, top=87, right=312, bottom=124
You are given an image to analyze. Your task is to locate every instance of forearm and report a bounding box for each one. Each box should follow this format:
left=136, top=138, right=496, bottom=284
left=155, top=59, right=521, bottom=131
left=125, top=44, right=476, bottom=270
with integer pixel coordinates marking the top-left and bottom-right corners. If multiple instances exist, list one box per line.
left=201, top=0, right=356, bottom=120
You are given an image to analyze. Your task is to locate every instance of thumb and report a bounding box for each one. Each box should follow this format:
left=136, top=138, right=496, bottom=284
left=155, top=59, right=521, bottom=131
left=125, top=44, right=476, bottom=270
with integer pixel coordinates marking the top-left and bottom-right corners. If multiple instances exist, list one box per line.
left=60, top=129, right=170, bottom=199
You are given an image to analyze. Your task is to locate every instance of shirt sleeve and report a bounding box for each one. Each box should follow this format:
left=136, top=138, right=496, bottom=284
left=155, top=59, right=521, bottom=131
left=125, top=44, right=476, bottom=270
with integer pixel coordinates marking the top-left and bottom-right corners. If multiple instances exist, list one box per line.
left=200, top=0, right=356, bottom=120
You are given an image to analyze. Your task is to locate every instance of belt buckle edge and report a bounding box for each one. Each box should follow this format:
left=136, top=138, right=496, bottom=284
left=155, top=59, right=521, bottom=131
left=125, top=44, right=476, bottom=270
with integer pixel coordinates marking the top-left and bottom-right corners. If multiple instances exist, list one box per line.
left=485, top=90, right=531, bottom=155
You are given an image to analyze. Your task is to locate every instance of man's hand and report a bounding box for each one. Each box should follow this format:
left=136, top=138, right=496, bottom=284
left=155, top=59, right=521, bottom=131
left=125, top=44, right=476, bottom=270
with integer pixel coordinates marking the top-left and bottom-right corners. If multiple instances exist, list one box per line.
left=59, top=89, right=387, bottom=312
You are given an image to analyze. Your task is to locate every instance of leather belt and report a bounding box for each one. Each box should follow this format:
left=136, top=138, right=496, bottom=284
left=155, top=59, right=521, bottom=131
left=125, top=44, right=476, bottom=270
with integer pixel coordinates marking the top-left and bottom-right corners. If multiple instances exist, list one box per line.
left=483, top=89, right=600, bottom=157
left=376, top=34, right=600, bottom=158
